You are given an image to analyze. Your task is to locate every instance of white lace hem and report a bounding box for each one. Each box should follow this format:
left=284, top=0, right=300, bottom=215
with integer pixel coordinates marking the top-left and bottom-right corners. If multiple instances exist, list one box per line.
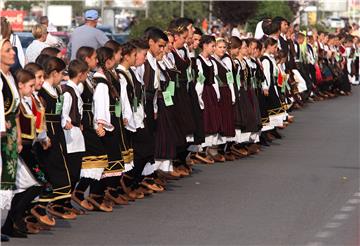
left=80, top=168, right=104, bottom=180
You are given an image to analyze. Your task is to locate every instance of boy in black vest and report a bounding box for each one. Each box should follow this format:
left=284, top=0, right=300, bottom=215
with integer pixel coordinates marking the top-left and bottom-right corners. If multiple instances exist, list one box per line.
left=61, top=59, right=89, bottom=212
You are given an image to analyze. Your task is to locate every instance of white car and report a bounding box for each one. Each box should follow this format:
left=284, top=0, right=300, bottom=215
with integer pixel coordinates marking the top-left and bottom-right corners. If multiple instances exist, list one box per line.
left=325, top=17, right=345, bottom=29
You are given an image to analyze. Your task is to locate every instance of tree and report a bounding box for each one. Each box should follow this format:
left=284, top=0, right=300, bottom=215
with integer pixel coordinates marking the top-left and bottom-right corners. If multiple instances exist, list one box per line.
left=245, top=1, right=296, bottom=33
left=5, top=1, right=37, bottom=11
left=213, top=1, right=258, bottom=25
left=129, top=1, right=209, bottom=38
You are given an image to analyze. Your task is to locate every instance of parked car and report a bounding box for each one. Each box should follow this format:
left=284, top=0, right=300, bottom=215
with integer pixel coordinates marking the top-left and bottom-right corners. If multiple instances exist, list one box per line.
left=112, top=32, right=129, bottom=44
left=324, top=17, right=345, bottom=29
left=14, top=32, right=34, bottom=53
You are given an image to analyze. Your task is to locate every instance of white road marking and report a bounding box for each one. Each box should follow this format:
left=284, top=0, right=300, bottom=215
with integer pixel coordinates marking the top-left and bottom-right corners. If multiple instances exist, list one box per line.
left=324, top=222, right=342, bottom=229
left=353, top=192, right=360, bottom=197
left=307, top=191, right=360, bottom=245
left=347, top=198, right=360, bottom=204
left=340, top=206, right=355, bottom=212
left=306, top=242, right=324, bottom=246
left=315, top=231, right=332, bottom=238
left=332, top=213, right=349, bottom=220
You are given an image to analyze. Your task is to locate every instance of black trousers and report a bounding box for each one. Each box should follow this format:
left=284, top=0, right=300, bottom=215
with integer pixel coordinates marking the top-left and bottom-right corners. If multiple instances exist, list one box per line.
left=66, top=152, right=84, bottom=191
left=2, top=186, right=42, bottom=234
left=126, top=129, right=153, bottom=184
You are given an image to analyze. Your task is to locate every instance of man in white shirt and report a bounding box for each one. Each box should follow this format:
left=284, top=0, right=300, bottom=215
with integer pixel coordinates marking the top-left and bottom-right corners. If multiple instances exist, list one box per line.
left=25, top=24, right=49, bottom=63
left=39, top=16, right=61, bottom=48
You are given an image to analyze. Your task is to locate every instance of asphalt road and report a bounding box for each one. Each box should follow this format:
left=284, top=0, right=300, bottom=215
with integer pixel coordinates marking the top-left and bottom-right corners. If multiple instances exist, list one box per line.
left=4, top=88, right=360, bottom=246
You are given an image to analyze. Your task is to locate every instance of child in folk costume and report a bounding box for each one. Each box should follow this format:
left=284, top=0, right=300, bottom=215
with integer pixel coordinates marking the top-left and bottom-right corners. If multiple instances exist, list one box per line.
left=195, top=35, right=225, bottom=162
left=132, top=28, right=169, bottom=182
left=260, top=38, right=286, bottom=132
left=160, top=31, right=192, bottom=176
left=117, top=42, right=162, bottom=198
left=21, top=63, right=57, bottom=229
left=127, top=38, right=169, bottom=191
left=274, top=50, right=294, bottom=127
left=246, top=40, right=275, bottom=146
left=93, top=47, right=133, bottom=204
left=36, top=57, right=77, bottom=220
left=105, top=40, right=135, bottom=172
left=61, top=60, right=89, bottom=213
left=233, top=38, right=261, bottom=155
left=186, top=27, right=212, bottom=164
left=210, top=37, right=236, bottom=161
left=153, top=37, right=185, bottom=181
left=222, top=37, right=248, bottom=158
left=167, top=23, right=196, bottom=174
left=173, top=18, right=211, bottom=166
left=73, top=47, right=112, bottom=212
left=243, top=41, right=264, bottom=151
left=1, top=68, right=47, bottom=238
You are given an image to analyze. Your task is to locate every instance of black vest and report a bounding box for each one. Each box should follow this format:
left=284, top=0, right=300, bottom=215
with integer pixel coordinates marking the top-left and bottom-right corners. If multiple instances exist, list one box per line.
left=143, top=60, right=156, bottom=97
left=210, top=56, right=229, bottom=87
left=196, top=56, right=215, bottom=85
left=260, top=56, right=275, bottom=87
left=171, top=48, right=191, bottom=82
left=61, top=84, right=81, bottom=127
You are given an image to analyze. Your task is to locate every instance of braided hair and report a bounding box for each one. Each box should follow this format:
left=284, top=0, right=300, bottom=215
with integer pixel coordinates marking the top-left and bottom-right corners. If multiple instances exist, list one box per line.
left=96, top=47, right=119, bottom=100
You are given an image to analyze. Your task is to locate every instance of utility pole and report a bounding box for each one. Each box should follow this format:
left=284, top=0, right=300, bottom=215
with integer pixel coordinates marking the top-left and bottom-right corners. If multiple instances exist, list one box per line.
left=44, top=0, right=48, bottom=15
left=180, top=0, right=184, bottom=18
left=145, top=0, right=149, bottom=18
left=209, top=0, right=212, bottom=24
left=100, top=0, right=104, bottom=19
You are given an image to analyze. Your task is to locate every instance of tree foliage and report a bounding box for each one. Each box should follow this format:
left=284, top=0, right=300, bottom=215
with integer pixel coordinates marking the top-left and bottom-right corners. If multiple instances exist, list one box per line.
left=213, top=1, right=258, bottom=25
left=245, top=1, right=295, bottom=33
left=4, top=0, right=85, bottom=17
left=130, top=1, right=209, bottom=39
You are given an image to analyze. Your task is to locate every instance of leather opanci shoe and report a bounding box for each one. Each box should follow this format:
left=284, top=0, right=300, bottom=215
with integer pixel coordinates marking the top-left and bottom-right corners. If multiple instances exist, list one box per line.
left=154, top=177, right=167, bottom=187
left=141, top=180, right=164, bottom=192
left=194, top=152, right=214, bottom=164
left=24, top=216, right=40, bottom=234
left=31, top=205, right=56, bottom=227
left=72, top=191, right=94, bottom=211
left=136, top=186, right=154, bottom=196
left=230, top=145, right=247, bottom=158
left=224, top=152, right=236, bottom=161
left=105, top=189, right=129, bottom=205
left=211, top=153, right=225, bottom=162
left=156, top=170, right=179, bottom=180
left=47, top=204, right=77, bottom=220
left=86, top=195, right=113, bottom=212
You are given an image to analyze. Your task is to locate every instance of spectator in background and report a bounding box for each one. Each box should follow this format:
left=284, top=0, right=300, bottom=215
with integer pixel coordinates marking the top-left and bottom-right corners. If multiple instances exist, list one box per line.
left=1, top=17, right=25, bottom=74
left=69, top=9, right=109, bottom=60
left=231, top=24, right=241, bottom=38
left=26, top=24, right=49, bottom=63
left=201, top=18, right=208, bottom=33
left=39, top=16, right=62, bottom=48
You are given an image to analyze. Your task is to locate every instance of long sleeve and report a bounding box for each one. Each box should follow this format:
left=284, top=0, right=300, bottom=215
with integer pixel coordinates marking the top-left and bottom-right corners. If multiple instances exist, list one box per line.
left=195, top=59, right=205, bottom=110
left=261, top=59, right=271, bottom=90
left=211, top=61, right=221, bottom=101
left=119, top=75, right=132, bottom=121
left=14, top=34, right=25, bottom=68
left=222, top=57, right=236, bottom=104
left=167, top=52, right=175, bottom=65
left=0, top=82, right=5, bottom=133
left=61, top=92, right=72, bottom=128
left=93, top=83, right=114, bottom=131
left=119, top=75, right=136, bottom=132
